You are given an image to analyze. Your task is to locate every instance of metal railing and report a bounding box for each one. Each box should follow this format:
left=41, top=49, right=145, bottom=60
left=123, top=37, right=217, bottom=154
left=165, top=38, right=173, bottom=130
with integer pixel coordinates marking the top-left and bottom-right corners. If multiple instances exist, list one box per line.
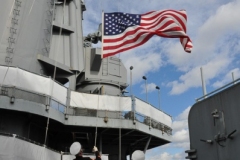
left=0, top=85, right=64, bottom=114
left=0, top=85, right=172, bottom=135
left=196, top=78, right=240, bottom=102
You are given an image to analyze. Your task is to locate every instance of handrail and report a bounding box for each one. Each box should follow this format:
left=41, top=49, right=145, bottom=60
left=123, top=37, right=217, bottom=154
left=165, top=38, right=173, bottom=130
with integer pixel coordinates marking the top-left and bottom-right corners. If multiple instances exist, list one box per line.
left=196, top=78, right=240, bottom=102
left=0, top=85, right=172, bottom=134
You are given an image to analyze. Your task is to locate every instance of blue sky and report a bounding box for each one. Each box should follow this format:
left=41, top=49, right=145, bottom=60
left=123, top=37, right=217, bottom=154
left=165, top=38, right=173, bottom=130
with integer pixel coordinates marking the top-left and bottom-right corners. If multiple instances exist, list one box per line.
left=82, top=0, right=240, bottom=159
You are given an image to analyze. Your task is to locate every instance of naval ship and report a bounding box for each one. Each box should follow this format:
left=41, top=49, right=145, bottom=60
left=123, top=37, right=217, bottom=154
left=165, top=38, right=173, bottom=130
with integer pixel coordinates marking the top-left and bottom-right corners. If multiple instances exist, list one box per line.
left=185, top=78, right=240, bottom=159
left=0, top=0, right=172, bottom=159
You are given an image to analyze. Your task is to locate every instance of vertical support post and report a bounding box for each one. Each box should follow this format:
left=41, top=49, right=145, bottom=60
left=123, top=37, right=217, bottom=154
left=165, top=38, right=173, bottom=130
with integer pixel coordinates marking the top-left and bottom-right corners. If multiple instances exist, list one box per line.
left=145, top=80, right=148, bottom=102
left=76, top=0, right=85, bottom=71
left=65, top=88, right=71, bottom=119
left=156, top=86, right=160, bottom=110
left=131, top=95, right=136, bottom=124
left=69, top=0, right=79, bottom=70
left=142, top=76, right=148, bottom=102
left=232, top=72, right=236, bottom=84
left=149, top=117, right=151, bottom=129
left=158, top=89, right=160, bottom=110
left=10, top=86, right=15, bottom=104
left=45, top=95, right=50, bottom=111
left=200, top=67, right=207, bottom=98
left=144, top=136, right=152, bottom=153
left=129, top=147, right=133, bottom=160
left=119, top=128, right=121, bottom=160
left=130, top=66, right=133, bottom=95
left=100, top=133, right=102, bottom=153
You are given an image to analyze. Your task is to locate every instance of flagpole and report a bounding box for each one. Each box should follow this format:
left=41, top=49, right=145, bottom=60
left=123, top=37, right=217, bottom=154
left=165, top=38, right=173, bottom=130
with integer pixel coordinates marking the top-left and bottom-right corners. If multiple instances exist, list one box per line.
left=101, top=10, right=104, bottom=59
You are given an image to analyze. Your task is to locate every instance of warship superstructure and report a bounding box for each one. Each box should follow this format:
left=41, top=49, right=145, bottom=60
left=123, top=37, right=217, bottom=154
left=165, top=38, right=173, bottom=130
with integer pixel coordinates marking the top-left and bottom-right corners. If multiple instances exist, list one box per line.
left=0, top=0, right=172, bottom=160
left=186, top=79, right=240, bottom=160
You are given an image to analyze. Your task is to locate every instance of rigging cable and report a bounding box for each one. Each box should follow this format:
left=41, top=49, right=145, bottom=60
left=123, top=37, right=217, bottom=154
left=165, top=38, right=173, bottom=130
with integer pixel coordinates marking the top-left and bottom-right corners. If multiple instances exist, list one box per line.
left=118, top=14, right=122, bottom=160
left=44, top=0, right=67, bottom=146
left=116, top=3, right=122, bottom=160
left=118, top=54, right=122, bottom=160
left=93, top=0, right=105, bottom=149
left=94, top=72, right=101, bottom=148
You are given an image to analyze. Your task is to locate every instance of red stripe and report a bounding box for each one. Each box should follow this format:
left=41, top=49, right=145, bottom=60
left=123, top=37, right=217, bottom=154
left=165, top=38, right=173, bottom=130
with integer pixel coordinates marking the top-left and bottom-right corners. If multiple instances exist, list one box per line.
left=104, top=27, right=149, bottom=43
left=104, top=19, right=176, bottom=44
left=140, top=15, right=174, bottom=27
left=103, top=34, right=153, bottom=58
left=141, top=10, right=186, bottom=21
left=104, top=32, right=154, bottom=50
left=141, top=12, right=186, bottom=32
left=104, top=22, right=187, bottom=48
left=141, top=11, right=156, bottom=16
left=102, top=10, right=192, bottom=58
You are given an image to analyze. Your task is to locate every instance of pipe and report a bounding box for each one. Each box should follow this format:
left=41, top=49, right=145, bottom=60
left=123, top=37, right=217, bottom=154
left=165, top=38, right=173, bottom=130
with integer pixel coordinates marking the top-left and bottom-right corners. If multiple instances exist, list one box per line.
left=200, top=67, right=207, bottom=98
left=143, top=136, right=152, bottom=153
left=69, top=1, right=79, bottom=71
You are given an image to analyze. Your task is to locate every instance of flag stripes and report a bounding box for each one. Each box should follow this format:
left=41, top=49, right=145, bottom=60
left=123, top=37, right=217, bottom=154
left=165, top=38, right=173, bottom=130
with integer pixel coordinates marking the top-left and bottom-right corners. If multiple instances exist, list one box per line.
left=102, top=10, right=193, bottom=58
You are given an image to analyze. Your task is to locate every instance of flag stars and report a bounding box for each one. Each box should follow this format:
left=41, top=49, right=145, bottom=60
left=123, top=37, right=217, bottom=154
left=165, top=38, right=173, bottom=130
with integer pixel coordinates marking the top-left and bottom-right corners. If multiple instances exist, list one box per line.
left=104, top=12, right=141, bottom=35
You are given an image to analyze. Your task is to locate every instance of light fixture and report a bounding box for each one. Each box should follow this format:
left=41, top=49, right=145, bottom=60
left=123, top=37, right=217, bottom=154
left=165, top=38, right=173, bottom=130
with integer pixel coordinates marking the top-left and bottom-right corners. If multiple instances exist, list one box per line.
left=156, top=86, right=160, bottom=110
left=142, top=76, right=148, bottom=102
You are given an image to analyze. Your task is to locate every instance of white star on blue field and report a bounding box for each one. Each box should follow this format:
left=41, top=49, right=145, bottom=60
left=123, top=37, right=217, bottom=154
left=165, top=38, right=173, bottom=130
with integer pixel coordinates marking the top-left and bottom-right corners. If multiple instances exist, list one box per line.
left=104, top=12, right=140, bottom=35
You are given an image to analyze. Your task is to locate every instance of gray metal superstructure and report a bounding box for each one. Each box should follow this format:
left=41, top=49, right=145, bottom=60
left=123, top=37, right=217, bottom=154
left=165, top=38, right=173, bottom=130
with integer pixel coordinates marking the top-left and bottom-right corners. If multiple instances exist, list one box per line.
left=186, top=79, right=240, bottom=160
left=0, top=1, right=172, bottom=160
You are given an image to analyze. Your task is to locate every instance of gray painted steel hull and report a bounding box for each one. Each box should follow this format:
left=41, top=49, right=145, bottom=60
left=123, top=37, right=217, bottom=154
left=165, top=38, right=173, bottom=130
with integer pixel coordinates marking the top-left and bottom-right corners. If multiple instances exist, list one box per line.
left=187, top=81, right=240, bottom=159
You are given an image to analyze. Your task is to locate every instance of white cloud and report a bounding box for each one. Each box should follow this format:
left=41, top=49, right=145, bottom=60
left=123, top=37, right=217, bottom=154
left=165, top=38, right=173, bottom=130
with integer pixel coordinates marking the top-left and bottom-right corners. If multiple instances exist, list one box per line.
left=121, top=43, right=163, bottom=85
left=172, top=129, right=189, bottom=143
left=172, top=106, right=190, bottom=132
left=172, top=142, right=190, bottom=149
left=167, top=52, right=232, bottom=95
left=165, top=0, right=240, bottom=71
left=140, top=82, right=158, bottom=94
left=171, top=107, right=190, bottom=149
left=148, top=152, right=185, bottom=160
left=146, top=106, right=191, bottom=159
left=124, top=53, right=161, bottom=84
left=175, top=106, right=191, bottom=121
left=172, top=121, right=188, bottom=132
left=213, top=68, right=240, bottom=88
left=163, top=0, right=240, bottom=95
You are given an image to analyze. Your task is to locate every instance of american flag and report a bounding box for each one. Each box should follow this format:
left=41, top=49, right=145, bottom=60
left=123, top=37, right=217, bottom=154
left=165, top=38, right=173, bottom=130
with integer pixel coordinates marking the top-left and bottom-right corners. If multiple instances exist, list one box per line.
left=102, top=10, right=193, bottom=58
